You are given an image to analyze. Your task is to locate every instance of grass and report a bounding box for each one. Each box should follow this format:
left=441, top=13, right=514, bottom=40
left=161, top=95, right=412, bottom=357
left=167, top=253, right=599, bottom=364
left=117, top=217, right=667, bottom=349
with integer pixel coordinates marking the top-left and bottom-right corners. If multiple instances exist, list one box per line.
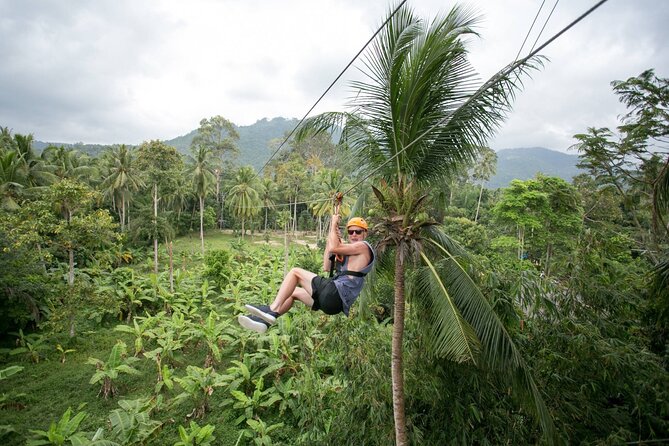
left=0, top=229, right=328, bottom=445
left=0, top=324, right=243, bottom=445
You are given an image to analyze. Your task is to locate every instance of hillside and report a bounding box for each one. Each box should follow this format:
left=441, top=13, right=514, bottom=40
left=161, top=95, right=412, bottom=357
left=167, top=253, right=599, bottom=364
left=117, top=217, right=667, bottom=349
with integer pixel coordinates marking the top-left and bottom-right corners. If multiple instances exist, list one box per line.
left=32, top=122, right=583, bottom=189
left=164, top=117, right=299, bottom=170
left=33, top=117, right=299, bottom=171
left=487, top=146, right=583, bottom=189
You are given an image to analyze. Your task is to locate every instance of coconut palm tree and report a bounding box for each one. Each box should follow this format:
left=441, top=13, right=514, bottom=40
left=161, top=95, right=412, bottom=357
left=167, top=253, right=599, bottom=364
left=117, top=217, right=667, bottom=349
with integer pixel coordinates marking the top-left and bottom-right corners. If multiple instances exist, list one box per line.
left=14, top=133, right=57, bottom=189
left=260, top=177, right=277, bottom=233
left=227, top=166, right=261, bottom=238
left=310, top=168, right=353, bottom=239
left=186, top=143, right=216, bottom=253
left=42, top=145, right=97, bottom=183
left=100, top=145, right=145, bottom=231
left=0, top=150, right=26, bottom=210
left=297, top=4, right=551, bottom=445
left=472, top=147, right=497, bottom=222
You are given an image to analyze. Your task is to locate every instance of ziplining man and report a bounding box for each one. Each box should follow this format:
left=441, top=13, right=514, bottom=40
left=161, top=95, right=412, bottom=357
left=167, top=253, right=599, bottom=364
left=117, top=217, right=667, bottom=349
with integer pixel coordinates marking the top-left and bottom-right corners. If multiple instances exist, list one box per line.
left=238, top=214, right=375, bottom=333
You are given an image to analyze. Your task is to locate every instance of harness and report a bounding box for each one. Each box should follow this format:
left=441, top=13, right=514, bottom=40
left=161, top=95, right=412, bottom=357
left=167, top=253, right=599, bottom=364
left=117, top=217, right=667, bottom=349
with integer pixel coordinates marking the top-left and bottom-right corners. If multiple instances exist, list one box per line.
left=328, top=254, right=367, bottom=278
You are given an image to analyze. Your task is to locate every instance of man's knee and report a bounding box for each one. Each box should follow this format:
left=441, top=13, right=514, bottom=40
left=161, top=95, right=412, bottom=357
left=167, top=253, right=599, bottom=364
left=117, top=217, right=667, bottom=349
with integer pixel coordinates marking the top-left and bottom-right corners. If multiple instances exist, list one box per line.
left=290, top=267, right=308, bottom=278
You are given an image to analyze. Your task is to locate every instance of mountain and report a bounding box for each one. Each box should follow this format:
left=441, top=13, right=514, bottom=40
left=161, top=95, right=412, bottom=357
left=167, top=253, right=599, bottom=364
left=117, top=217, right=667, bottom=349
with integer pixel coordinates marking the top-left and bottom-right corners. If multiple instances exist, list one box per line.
left=487, top=147, right=584, bottom=189
left=33, top=117, right=300, bottom=171
left=164, top=117, right=299, bottom=170
left=32, top=122, right=583, bottom=189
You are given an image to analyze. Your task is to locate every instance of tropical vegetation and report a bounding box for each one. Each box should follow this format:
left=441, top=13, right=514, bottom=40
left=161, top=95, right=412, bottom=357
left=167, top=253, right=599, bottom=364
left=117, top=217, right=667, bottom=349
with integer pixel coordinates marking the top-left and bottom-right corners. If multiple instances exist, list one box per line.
left=0, top=3, right=667, bottom=446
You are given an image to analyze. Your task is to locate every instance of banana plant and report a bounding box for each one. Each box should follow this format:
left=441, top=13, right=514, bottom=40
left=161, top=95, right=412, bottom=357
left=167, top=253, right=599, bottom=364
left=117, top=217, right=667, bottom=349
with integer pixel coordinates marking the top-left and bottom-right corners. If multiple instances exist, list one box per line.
left=174, top=366, right=226, bottom=418
left=174, top=421, right=216, bottom=446
left=9, top=330, right=48, bottom=363
left=55, top=344, right=76, bottom=364
left=27, top=406, right=89, bottom=446
left=143, top=348, right=175, bottom=394
left=146, top=326, right=184, bottom=367
left=114, top=315, right=158, bottom=357
left=226, top=377, right=283, bottom=426
left=186, top=310, right=232, bottom=368
left=240, top=418, right=284, bottom=446
left=87, top=341, right=141, bottom=399
left=107, top=398, right=162, bottom=446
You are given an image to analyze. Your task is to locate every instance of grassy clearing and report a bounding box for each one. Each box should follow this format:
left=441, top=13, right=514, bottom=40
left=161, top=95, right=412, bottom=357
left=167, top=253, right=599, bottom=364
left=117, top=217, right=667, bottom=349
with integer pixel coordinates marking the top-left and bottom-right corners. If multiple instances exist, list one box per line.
left=0, top=326, right=243, bottom=445
left=0, top=230, right=321, bottom=445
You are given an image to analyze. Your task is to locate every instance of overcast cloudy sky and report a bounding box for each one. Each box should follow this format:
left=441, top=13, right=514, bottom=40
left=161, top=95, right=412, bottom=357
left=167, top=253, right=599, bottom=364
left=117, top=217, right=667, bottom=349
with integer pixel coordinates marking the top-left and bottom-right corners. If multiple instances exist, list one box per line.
left=1, top=0, right=667, bottom=152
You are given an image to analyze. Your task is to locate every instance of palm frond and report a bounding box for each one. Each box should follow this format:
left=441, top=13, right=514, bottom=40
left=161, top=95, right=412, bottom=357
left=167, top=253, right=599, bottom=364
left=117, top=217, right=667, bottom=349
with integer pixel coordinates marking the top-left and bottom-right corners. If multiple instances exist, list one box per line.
left=423, top=228, right=556, bottom=441
left=414, top=251, right=480, bottom=363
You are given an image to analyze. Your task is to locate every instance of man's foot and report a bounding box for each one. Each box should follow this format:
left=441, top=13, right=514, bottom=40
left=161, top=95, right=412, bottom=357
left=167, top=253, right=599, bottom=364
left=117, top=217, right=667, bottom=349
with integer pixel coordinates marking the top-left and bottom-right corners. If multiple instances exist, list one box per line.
left=245, top=304, right=280, bottom=325
left=238, top=314, right=269, bottom=334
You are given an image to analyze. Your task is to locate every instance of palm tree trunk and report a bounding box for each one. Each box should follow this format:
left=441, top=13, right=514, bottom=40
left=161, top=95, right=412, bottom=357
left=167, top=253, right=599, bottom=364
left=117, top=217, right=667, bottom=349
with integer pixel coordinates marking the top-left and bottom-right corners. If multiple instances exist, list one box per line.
left=199, top=195, right=205, bottom=254
left=215, top=168, right=222, bottom=229
left=68, top=247, right=76, bottom=338
left=392, top=246, right=408, bottom=446
left=121, top=194, right=126, bottom=232
left=167, top=240, right=174, bottom=292
left=475, top=182, right=484, bottom=222
left=153, top=185, right=159, bottom=275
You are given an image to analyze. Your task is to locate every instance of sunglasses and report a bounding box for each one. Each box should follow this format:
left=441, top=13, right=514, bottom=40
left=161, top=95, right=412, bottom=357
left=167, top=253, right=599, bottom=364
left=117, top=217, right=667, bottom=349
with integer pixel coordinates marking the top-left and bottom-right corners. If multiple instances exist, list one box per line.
left=348, top=229, right=365, bottom=235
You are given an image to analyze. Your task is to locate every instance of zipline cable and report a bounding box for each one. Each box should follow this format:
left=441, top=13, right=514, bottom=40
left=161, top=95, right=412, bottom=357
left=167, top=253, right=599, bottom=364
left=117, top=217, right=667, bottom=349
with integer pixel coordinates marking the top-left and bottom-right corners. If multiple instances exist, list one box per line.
left=337, top=0, right=610, bottom=199
left=242, top=0, right=608, bottom=215
left=514, top=0, right=547, bottom=61
left=528, top=0, right=561, bottom=54
left=256, top=0, right=409, bottom=178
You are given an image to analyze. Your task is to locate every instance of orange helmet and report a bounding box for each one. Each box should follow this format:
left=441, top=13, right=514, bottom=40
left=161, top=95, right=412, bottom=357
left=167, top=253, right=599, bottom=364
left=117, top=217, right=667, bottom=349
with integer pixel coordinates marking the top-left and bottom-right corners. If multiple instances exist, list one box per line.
left=346, top=217, right=368, bottom=230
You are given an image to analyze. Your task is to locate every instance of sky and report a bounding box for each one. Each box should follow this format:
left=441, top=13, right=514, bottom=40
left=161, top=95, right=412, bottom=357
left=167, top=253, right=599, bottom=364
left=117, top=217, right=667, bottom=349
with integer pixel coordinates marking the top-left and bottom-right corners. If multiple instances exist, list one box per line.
left=1, top=0, right=667, bottom=153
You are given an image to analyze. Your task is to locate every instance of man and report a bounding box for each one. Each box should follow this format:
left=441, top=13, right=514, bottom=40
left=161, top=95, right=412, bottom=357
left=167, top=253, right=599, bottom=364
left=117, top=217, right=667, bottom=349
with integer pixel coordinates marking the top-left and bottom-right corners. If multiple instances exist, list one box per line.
left=238, top=214, right=375, bottom=333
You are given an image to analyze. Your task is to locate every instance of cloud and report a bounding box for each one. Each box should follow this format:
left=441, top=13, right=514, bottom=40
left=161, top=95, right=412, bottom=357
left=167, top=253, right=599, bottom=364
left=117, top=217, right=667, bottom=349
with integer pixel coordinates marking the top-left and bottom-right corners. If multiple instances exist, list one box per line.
left=1, top=0, right=667, bottom=150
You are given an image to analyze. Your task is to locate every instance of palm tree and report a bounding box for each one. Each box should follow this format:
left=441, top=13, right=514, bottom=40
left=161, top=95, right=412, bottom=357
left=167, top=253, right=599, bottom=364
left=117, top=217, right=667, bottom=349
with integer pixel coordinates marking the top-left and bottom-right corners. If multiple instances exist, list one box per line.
left=100, top=145, right=145, bottom=231
left=472, top=147, right=497, bottom=222
left=227, top=166, right=261, bottom=238
left=14, top=133, right=57, bottom=188
left=259, top=177, right=277, bottom=233
left=42, top=145, right=97, bottom=183
left=310, top=168, right=353, bottom=239
left=186, top=143, right=216, bottom=253
left=298, top=4, right=551, bottom=445
left=0, top=150, right=26, bottom=210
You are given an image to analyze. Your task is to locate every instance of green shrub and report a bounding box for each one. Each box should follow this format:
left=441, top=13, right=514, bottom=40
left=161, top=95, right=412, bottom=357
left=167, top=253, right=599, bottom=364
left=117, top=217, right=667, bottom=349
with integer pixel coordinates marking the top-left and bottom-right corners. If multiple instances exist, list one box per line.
left=203, top=249, right=232, bottom=290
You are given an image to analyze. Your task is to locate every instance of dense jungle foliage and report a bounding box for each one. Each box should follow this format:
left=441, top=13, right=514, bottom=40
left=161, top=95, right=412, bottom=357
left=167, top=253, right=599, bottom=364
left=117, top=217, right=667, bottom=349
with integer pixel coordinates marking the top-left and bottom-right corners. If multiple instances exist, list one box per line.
left=1, top=10, right=668, bottom=443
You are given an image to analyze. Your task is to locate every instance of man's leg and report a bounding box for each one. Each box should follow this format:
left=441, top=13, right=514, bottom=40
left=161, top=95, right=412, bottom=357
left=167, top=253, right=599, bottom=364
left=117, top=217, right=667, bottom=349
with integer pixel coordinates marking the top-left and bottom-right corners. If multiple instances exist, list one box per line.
left=269, top=268, right=316, bottom=314
left=245, top=268, right=317, bottom=325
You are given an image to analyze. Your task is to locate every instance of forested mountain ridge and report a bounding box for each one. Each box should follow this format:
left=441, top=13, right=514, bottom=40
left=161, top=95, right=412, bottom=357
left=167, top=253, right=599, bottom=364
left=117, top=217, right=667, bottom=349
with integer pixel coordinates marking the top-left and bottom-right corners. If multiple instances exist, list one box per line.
left=32, top=117, right=299, bottom=171
left=32, top=118, right=579, bottom=188
left=488, top=146, right=583, bottom=189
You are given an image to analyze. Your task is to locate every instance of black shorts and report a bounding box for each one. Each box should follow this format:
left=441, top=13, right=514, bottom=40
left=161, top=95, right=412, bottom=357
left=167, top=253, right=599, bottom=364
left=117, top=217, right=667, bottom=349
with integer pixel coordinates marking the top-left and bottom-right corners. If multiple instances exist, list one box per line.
left=310, top=276, right=343, bottom=315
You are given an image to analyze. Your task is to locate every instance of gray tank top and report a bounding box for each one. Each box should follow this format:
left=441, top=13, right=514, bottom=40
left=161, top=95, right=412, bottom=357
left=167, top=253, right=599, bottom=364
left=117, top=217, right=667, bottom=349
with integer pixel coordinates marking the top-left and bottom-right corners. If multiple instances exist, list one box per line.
left=333, top=240, right=375, bottom=315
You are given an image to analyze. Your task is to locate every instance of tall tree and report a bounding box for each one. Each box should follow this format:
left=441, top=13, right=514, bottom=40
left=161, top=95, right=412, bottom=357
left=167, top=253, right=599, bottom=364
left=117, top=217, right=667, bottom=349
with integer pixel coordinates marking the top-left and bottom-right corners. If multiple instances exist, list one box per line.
left=48, top=179, right=119, bottom=337
left=41, top=145, right=97, bottom=183
left=573, top=69, right=669, bottom=263
left=259, top=177, right=277, bottom=233
left=14, top=133, right=57, bottom=188
left=0, top=150, right=25, bottom=210
left=298, top=4, right=552, bottom=444
left=186, top=143, right=216, bottom=253
left=135, top=140, right=184, bottom=274
left=100, top=145, right=145, bottom=231
left=227, top=166, right=261, bottom=238
left=309, top=168, right=353, bottom=239
left=192, top=116, right=239, bottom=229
left=472, top=147, right=497, bottom=222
